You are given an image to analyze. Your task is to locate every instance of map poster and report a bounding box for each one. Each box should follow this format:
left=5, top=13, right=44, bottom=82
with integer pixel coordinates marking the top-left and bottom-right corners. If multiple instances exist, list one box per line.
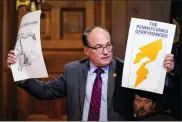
left=11, top=10, right=48, bottom=81
left=122, top=18, right=176, bottom=94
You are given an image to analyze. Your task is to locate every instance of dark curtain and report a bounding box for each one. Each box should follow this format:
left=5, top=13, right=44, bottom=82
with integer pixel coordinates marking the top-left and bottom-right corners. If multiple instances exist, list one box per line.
left=169, top=0, right=181, bottom=120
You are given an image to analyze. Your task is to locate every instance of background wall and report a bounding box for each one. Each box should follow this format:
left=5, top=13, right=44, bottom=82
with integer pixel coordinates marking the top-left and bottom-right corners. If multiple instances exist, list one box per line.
left=0, top=0, right=3, bottom=120
left=1, top=0, right=180, bottom=121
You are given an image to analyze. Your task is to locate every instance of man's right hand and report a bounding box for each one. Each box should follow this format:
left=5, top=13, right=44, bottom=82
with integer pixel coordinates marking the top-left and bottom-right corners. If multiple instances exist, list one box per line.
left=7, top=50, right=16, bottom=69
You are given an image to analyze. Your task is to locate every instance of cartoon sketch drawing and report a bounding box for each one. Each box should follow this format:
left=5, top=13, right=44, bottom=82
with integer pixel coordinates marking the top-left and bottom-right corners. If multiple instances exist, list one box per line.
left=11, top=10, right=48, bottom=81
left=15, top=32, right=39, bottom=71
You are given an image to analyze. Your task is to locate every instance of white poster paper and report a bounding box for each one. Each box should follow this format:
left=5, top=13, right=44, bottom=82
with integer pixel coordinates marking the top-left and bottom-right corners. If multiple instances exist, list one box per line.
left=11, top=10, right=48, bottom=81
left=122, top=18, right=176, bottom=94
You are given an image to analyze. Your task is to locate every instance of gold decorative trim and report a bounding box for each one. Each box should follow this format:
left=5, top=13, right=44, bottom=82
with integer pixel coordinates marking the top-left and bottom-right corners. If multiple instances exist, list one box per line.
left=16, top=0, right=30, bottom=10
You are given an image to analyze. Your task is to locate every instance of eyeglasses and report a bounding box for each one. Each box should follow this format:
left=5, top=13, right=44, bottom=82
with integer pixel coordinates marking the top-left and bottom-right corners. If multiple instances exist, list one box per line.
left=86, top=43, right=113, bottom=53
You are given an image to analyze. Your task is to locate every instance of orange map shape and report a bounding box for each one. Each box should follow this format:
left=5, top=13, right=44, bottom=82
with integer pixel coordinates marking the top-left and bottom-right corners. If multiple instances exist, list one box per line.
left=133, top=38, right=162, bottom=87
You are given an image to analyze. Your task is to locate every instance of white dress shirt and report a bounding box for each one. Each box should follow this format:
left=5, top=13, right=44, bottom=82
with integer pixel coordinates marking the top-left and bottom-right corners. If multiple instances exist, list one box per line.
left=82, top=62, right=109, bottom=121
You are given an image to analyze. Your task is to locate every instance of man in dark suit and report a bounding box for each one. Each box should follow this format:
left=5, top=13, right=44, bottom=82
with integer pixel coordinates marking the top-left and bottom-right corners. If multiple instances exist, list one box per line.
left=7, top=26, right=174, bottom=121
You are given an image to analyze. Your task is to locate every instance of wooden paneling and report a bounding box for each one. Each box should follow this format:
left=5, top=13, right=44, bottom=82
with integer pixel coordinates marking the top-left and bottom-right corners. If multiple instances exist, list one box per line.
left=2, top=0, right=18, bottom=120
left=126, top=0, right=171, bottom=26
left=111, top=1, right=127, bottom=60
left=15, top=4, right=31, bottom=121
left=35, top=1, right=91, bottom=120
left=41, top=1, right=95, bottom=40
left=31, top=1, right=94, bottom=120
left=2, top=1, right=8, bottom=120
left=41, top=4, right=52, bottom=40
left=0, top=0, right=3, bottom=120
left=44, top=51, right=85, bottom=73
left=103, top=0, right=111, bottom=32
left=95, top=0, right=111, bottom=31
left=42, top=40, right=83, bottom=49
left=61, top=8, right=85, bottom=39
left=150, top=1, right=171, bottom=22
left=95, top=0, right=101, bottom=25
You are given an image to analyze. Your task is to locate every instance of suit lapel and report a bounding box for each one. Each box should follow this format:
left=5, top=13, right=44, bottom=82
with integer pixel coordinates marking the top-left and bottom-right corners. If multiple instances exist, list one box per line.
left=107, top=59, right=116, bottom=112
left=78, top=59, right=89, bottom=118
left=78, top=58, right=118, bottom=118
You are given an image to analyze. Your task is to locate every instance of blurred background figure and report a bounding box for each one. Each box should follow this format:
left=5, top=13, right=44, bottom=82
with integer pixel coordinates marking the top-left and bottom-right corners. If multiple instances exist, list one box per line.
left=133, top=90, right=157, bottom=120
left=132, top=90, right=178, bottom=121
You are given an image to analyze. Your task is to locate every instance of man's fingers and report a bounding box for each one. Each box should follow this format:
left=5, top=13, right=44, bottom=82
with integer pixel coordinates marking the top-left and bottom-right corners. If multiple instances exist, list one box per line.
left=164, top=63, right=173, bottom=69
left=164, top=62, right=174, bottom=73
left=8, top=53, right=16, bottom=59
left=9, top=50, right=15, bottom=55
left=164, top=54, right=174, bottom=72
left=164, top=56, right=174, bottom=62
left=7, top=50, right=16, bottom=69
left=7, top=51, right=16, bottom=63
left=165, top=53, right=174, bottom=57
left=164, top=60, right=173, bottom=65
left=164, top=54, right=174, bottom=62
left=9, top=50, right=14, bottom=54
left=7, top=57, right=16, bottom=64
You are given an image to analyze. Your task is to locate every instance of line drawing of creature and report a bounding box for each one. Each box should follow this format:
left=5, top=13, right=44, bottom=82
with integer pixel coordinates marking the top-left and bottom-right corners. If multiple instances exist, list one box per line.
left=15, top=32, right=39, bottom=71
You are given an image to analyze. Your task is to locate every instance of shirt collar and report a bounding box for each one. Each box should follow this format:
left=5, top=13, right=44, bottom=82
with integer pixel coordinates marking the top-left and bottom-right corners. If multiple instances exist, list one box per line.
left=89, top=61, right=109, bottom=75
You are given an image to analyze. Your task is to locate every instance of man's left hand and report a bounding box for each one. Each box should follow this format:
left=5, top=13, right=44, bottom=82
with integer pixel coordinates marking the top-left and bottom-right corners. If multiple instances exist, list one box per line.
left=164, top=54, right=174, bottom=73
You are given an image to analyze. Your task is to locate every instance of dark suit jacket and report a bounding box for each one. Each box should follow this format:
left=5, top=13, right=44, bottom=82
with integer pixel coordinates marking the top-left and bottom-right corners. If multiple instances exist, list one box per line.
left=139, top=112, right=178, bottom=121
left=18, top=57, right=134, bottom=121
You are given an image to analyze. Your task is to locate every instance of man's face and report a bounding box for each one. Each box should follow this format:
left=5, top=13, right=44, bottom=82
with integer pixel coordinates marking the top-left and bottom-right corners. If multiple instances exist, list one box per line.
left=84, top=28, right=113, bottom=67
left=133, top=94, right=155, bottom=118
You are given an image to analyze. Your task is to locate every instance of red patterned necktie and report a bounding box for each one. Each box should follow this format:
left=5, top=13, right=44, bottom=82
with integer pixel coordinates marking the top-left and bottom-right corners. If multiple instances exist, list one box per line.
left=88, top=68, right=103, bottom=121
